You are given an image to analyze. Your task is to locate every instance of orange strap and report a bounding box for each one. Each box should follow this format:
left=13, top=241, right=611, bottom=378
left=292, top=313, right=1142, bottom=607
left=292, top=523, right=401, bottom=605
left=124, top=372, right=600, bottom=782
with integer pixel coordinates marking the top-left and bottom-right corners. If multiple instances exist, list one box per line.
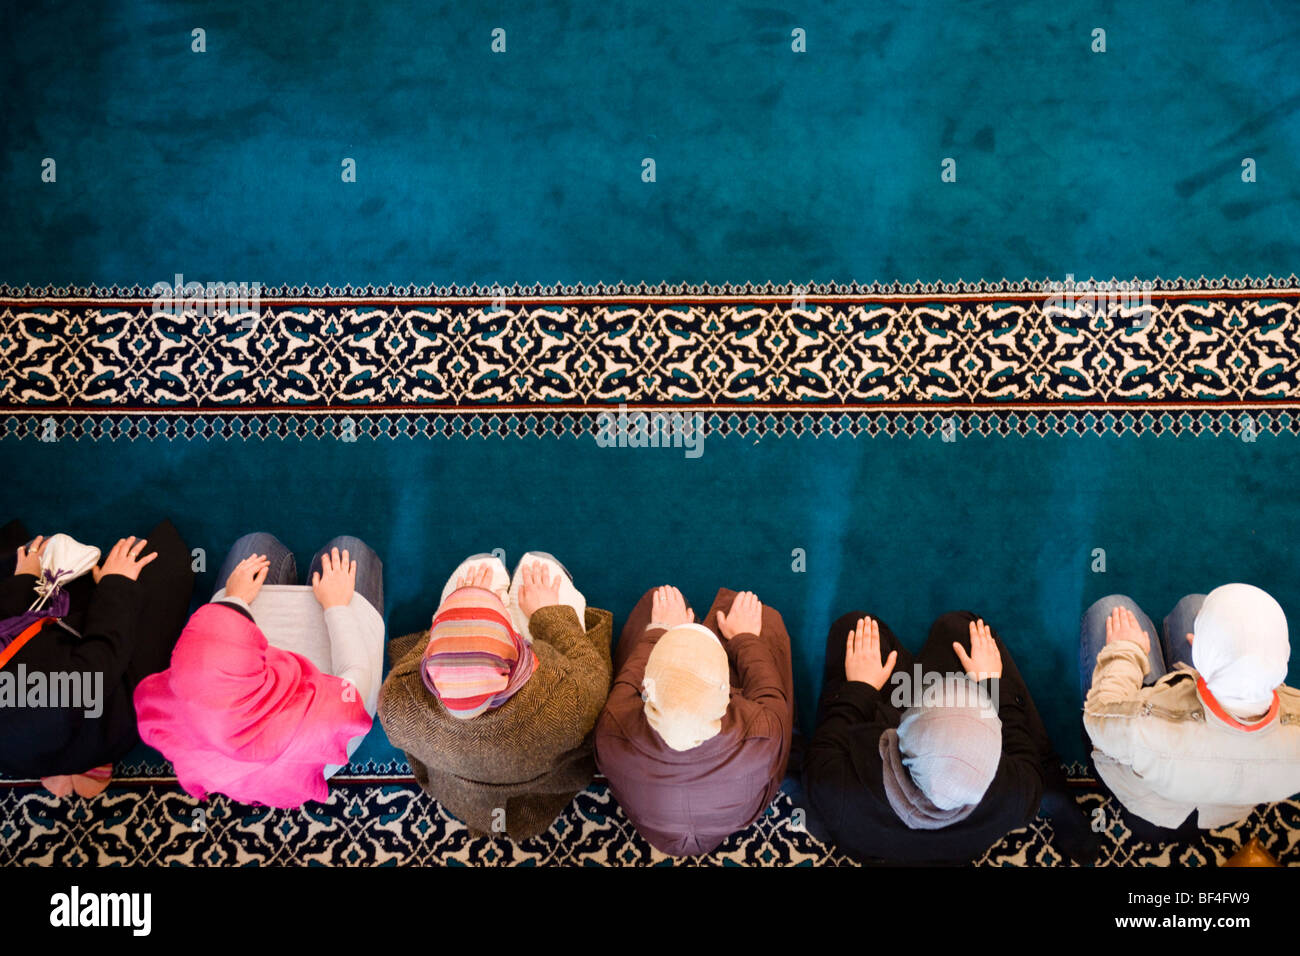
left=1197, top=675, right=1279, bottom=731
left=0, top=617, right=54, bottom=671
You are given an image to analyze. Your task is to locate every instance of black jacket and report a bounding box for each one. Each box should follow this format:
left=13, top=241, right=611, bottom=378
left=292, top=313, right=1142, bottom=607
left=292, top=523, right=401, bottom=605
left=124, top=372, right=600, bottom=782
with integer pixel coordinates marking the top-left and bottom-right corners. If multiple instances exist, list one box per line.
left=0, top=571, right=150, bottom=777
left=803, top=676, right=1046, bottom=865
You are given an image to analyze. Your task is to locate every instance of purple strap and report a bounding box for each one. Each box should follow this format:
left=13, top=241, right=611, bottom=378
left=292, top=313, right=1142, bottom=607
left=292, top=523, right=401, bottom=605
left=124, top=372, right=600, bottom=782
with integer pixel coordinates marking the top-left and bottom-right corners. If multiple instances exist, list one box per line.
left=0, top=569, right=72, bottom=648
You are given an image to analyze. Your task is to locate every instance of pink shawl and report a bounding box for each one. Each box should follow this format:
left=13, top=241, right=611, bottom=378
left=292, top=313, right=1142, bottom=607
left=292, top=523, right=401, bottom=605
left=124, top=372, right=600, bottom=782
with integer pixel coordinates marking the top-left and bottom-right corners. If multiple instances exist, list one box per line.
left=134, top=603, right=372, bottom=807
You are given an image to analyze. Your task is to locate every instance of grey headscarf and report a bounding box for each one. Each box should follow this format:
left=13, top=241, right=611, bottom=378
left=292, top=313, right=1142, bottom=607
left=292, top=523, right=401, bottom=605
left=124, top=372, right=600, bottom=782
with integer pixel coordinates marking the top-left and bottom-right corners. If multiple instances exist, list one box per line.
left=879, top=674, right=1002, bottom=829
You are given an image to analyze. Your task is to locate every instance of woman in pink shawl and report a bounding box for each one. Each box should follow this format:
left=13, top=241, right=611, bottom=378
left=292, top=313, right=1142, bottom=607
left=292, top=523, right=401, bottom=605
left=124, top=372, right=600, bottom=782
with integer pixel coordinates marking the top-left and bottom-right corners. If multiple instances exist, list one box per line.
left=134, top=533, right=384, bottom=807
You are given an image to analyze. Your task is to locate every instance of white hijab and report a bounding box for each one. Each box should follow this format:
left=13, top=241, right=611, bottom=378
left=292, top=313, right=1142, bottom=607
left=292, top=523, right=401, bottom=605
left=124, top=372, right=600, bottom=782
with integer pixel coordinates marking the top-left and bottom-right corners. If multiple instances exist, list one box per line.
left=1193, top=583, right=1290, bottom=719
left=642, top=623, right=729, bottom=751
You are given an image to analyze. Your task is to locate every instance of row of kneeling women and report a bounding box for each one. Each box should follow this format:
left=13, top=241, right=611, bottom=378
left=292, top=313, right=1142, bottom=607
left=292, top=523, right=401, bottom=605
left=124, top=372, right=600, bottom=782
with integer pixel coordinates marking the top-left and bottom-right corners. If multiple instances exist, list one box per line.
left=2, top=519, right=1299, bottom=864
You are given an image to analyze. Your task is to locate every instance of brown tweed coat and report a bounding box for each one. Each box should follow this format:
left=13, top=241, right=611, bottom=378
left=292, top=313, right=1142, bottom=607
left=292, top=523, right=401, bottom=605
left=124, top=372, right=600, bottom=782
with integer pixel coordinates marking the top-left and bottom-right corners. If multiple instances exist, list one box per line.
left=378, top=604, right=613, bottom=841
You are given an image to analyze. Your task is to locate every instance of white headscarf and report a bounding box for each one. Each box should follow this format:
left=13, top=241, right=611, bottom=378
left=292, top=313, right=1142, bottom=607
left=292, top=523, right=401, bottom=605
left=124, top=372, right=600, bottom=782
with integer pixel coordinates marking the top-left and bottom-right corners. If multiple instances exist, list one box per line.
left=1193, top=583, right=1290, bottom=719
left=642, top=623, right=730, bottom=751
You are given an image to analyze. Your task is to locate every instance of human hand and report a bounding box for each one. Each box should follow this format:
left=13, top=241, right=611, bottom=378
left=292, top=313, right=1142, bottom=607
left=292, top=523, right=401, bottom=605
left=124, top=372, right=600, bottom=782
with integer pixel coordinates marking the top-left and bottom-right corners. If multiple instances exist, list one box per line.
left=15, top=535, right=50, bottom=576
left=92, top=537, right=157, bottom=583
left=650, top=585, right=694, bottom=629
left=312, top=547, right=356, bottom=609
left=845, top=616, right=897, bottom=690
left=225, top=554, right=270, bottom=604
left=455, top=563, right=496, bottom=591
left=716, top=590, right=762, bottom=640
left=517, top=562, right=561, bottom=619
left=1104, top=605, right=1151, bottom=655
left=954, top=618, right=1003, bottom=680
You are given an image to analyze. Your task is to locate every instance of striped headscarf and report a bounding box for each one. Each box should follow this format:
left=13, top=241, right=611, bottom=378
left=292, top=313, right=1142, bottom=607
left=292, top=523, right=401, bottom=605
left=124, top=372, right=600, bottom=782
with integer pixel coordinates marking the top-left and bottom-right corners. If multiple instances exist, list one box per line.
left=421, top=586, right=537, bottom=719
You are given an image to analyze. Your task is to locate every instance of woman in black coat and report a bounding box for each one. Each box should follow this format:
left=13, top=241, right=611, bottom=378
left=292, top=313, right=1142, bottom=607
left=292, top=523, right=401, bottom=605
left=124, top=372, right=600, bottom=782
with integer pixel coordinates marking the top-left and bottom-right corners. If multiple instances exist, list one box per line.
left=802, top=609, right=1097, bottom=865
left=0, top=519, right=194, bottom=793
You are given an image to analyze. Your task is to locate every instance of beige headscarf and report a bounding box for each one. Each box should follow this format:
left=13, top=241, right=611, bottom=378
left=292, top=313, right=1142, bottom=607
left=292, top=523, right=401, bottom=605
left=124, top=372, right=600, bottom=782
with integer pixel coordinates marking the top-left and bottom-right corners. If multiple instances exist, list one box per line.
left=642, top=623, right=730, bottom=751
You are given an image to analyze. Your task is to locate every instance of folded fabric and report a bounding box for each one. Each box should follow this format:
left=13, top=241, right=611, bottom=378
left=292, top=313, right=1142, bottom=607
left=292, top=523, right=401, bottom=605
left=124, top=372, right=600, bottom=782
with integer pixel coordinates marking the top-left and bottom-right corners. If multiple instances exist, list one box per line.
left=134, top=603, right=372, bottom=808
left=878, top=728, right=979, bottom=829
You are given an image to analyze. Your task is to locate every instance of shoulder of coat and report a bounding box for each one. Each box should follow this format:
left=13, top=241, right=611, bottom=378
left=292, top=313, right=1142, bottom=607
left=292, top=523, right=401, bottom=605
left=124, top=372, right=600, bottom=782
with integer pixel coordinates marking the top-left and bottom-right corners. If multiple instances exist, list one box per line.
left=1277, top=684, right=1300, bottom=715
left=1153, top=668, right=1197, bottom=689
left=389, top=630, right=431, bottom=668
left=1128, top=672, right=1204, bottom=721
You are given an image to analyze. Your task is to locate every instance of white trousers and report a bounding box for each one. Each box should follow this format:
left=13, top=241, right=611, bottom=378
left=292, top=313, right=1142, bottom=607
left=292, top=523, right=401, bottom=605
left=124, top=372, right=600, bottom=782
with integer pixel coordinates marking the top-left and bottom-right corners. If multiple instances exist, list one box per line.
left=439, top=551, right=586, bottom=644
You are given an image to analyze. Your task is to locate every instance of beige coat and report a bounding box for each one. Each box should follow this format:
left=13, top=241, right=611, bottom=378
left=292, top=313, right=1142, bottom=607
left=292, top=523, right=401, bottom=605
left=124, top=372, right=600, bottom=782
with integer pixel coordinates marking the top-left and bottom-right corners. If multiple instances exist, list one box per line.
left=1084, top=638, right=1300, bottom=828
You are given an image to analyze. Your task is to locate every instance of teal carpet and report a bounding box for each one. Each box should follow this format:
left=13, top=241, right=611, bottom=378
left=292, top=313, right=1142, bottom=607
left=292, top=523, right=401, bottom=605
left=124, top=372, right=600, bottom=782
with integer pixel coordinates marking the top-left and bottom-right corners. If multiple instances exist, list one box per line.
left=2, top=0, right=1300, bottom=780
left=2, top=1, right=1297, bottom=286
left=3, top=407, right=1300, bottom=763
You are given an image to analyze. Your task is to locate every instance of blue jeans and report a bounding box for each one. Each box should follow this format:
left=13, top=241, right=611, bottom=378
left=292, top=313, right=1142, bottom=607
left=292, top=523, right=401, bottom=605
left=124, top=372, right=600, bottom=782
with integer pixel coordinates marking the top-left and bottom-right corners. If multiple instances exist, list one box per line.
left=1079, top=593, right=1203, bottom=699
left=215, top=532, right=384, bottom=614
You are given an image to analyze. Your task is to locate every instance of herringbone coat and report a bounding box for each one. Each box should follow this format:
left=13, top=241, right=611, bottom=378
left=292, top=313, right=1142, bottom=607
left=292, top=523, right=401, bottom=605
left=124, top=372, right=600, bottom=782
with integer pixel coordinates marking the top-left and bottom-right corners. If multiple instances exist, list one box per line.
left=378, top=604, right=613, bottom=840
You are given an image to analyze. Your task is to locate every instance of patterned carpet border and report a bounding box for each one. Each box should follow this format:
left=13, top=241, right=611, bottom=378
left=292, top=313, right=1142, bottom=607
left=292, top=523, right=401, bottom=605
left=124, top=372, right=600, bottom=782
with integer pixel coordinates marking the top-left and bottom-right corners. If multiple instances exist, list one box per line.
left=4, top=278, right=1300, bottom=412
left=4, top=276, right=1297, bottom=298
left=2, top=780, right=1297, bottom=867
left=2, top=409, right=1297, bottom=441
left=5, top=276, right=1297, bottom=863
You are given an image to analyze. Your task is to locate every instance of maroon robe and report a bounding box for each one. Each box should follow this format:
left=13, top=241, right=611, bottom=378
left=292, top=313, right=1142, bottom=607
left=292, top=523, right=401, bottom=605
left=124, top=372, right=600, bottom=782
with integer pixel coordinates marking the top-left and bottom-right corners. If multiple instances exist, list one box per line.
left=594, top=586, right=794, bottom=856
